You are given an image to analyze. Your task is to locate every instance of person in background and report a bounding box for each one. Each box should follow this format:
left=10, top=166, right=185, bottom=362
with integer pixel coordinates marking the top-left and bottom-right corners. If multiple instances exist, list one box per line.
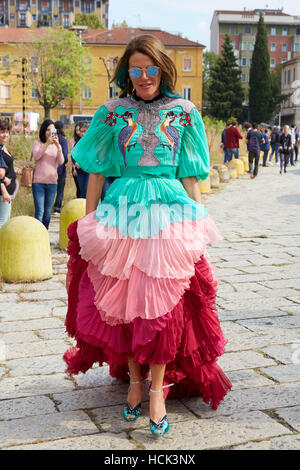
left=295, top=126, right=300, bottom=163
left=290, top=124, right=296, bottom=167
left=70, top=123, right=81, bottom=198
left=31, top=119, right=64, bottom=229
left=279, top=125, right=292, bottom=174
left=224, top=120, right=243, bottom=162
left=53, top=121, right=68, bottom=214
left=268, top=126, right=280, bottom=166
left=246, top=123, right=264, bottom=179
left=220, top=122, right=230, bottom=163
left=0, top=119, right=21, bottom=228
left=72, top=122, right=89, bottom=198
left=260, top=127, right=270, bottom=167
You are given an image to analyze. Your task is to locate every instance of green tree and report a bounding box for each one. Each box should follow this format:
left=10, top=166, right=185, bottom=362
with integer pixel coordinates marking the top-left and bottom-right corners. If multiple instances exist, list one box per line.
left=249, top=14, right=273, bottom=122
left=111, top=19, right=129, bottom=28
left=73, top=13, right=105, bottom=29
left=26, top=28, right=95, bottom=118
left=207, top=34, right=244, bottom=121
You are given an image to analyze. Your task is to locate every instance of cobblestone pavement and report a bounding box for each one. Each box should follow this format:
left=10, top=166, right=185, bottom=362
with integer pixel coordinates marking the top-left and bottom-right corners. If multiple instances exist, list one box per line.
left=0, top=163, right=300, bottom=450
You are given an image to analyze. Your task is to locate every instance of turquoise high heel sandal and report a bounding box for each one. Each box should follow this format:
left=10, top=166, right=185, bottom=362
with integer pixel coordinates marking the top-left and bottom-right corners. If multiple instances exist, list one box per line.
left=149, top=387, right=170, bottom=437
left=123, top=380, right=142, bottom=422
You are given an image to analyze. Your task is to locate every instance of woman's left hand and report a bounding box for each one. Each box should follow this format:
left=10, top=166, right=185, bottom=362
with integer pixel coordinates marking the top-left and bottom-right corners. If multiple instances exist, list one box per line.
left=14, top=167, right=22, bottom=175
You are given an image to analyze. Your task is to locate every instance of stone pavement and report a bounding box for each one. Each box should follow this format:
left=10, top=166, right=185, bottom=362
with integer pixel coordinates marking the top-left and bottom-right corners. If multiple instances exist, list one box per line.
left=0, top=162, right=300, bottom=450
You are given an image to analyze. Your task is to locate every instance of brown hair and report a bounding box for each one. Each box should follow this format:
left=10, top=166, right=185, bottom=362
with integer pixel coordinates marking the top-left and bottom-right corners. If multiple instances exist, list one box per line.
left=0, top=119, right=10, bottom=131
left=112, top=34, right=178, bottom=98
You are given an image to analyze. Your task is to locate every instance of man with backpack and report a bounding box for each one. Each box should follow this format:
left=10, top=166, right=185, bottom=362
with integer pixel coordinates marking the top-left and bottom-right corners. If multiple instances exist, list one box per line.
left=246, top=123, right=264, bottom=179
left=268, top=126, right=280, bottom=165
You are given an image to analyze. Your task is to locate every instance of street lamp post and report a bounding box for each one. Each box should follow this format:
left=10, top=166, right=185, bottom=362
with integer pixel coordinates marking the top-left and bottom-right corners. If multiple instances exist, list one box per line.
left=70, top=25, right=88, bottom=115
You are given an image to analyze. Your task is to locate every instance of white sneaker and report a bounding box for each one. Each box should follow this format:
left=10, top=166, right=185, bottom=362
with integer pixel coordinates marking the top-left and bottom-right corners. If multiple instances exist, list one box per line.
left=268, top=161, right=273, bottom=166
left=276, top=162, right=279, bottom=165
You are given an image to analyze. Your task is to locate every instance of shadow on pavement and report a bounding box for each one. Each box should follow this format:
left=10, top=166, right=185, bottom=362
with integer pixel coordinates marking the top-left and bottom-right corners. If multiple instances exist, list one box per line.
left=277, top=194, right=300, bottom=205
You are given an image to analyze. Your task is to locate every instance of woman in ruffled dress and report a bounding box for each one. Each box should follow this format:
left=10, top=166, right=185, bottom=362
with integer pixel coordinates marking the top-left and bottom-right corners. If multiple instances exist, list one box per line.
left=63, top=35, right=231, bottom=437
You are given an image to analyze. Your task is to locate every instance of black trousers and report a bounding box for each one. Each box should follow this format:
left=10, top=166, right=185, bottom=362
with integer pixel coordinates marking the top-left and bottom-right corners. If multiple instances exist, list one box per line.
left=280, top=152, right=289, bottom=172
left=248, top=151, right=260, bottom=176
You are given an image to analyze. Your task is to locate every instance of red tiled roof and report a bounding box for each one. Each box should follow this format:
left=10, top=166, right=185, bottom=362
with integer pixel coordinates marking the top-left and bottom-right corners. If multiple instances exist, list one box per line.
left=0, top=27, right=204, bottom=48
left=215, top=10, right=291, bottom=16
left=83, top=28, right=203, bottom=47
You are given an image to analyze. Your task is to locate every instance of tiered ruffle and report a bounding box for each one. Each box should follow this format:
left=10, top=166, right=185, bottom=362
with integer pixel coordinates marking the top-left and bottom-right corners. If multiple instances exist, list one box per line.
left=64, top=220, right=232, bottom=410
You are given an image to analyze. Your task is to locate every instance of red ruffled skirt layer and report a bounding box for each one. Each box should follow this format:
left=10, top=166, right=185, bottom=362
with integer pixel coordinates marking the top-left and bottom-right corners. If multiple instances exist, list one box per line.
left=63, top=221, right=232, bottom=410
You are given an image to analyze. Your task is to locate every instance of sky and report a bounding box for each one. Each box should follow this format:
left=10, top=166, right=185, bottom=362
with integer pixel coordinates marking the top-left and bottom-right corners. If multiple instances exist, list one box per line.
left=108, top=0, right=300, bottom=51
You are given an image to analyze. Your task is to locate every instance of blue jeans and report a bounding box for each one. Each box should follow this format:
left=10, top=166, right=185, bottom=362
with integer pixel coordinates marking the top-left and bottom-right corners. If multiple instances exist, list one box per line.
left=76, top=171, right=89, bottom=199
left=32, top=183, right=57, bottom=229
left=269, top=145, right=279, bottom=163
left=262, top=149, right=270, bottom=166
left=53, top=169, right=66, bottom=211
left=290, top=148, right=295, bottom=166
left=224, top=147, right=239, bottom=162
left=0, top=195, right=12, bottom=228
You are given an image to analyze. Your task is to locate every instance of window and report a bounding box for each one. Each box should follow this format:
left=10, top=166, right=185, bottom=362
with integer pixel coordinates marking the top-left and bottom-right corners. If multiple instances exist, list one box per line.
left=249, top=42, right=255, bottom=51
left=10, top=14, right=14, bottom=20
left=296, top=27, right=300, bottom=36
left=2, top=55, right=9, bottom=67
left=240, top=57, right=247, bottom=67
left=241, top=73, right=247, bottom=83
left=240, top=41, right=247, bottom=51
left=294, top=43, right=299, bottom=52
left=183, top=58, right=192, bottom=72
left=63, top=15, right=69, bottom=27
left=30, top=56, right=38, bottom=68
left=244, top=25, right=251, bottom=34
left=270, top=58, right=276, bottom=68
left=281, top=59, right=286, bottom=64
left=284, top=70, right=287, bottom=83
left=230, top=41, right=236, bottom=50
left=32, top=14, right=36, bottom=20
left=282, top=27, right=288, bottom=36
left=1, top=85, right=10, bottom=99
left=0, top=0, right=4, bottom=9
left=53, top=0, right=58, bottom=6
left=31, top=88, right=38, bottom=98
left=282, top=43, right=287, bottom=52
left=97, top=1, right=101, bottom=7
left=59, top=114, right=68, bottom=124
left=83, top=1, right=93, bottom=13
left=19, top=0, right=27, bottom=11
left=294, top=68, right=296, bottom=81
left=0, top=14, right=4, bottom=24
left=288, top=69, right=291, bottom=83
left=271, top=27, right=276, bottom=35
left=183, top=88, right=191, bottom=100
left=229, top=25, right=237, bottom=34
left=84, top=86, right=92, bottom=99
left=271, top=43, right=276, bottom=52
left=75, top=0, right=79, bottom=6
left=53, top=15, right=58, bottom=21
left=20, top=13, right=26, bottom=25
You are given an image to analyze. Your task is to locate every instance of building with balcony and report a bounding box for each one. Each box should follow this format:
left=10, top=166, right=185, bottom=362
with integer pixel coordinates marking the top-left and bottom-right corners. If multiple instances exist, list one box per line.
left=280, top=56, right=300, bottom=126
left=0, top=0, right=109, bottom=29
left=210, top=9, right=300, bottom=87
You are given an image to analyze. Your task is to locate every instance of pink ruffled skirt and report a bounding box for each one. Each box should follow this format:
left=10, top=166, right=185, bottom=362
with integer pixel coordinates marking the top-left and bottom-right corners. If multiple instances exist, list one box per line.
left=63, top=213, right=232, bottom=410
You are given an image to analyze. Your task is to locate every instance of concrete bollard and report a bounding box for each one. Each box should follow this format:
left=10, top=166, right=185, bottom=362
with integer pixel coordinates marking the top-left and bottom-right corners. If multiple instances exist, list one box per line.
left=239, top=156, right=249, bottom=172
left=59, top=198, right=86, bottom=250
left=198, top=176, right=211, bottom=194
left=226, top=159, right=244, bottom=176
left=212, top=164, right=230, bottom=183
left=210, top=168, right=220, bottom=188
left=228, top=168, right=238, bottom=179
left=0, top=216, right=52, bottom=282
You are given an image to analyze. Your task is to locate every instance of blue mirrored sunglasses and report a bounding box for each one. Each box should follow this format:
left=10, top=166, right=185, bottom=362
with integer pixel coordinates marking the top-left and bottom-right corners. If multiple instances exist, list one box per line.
left=129, top=66, right=159, bottom=79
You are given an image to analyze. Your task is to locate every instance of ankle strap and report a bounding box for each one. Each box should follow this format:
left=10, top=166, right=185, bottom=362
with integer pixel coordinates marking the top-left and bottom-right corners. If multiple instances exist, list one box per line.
left=150, top=383, right=174, bottom=393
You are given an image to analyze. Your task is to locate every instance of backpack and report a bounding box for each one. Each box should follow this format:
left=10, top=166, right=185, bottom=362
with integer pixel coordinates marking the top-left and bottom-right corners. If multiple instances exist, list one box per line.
left=248, top=130, right=259, bottom=151
left=270, top=132, right=277, bottom=144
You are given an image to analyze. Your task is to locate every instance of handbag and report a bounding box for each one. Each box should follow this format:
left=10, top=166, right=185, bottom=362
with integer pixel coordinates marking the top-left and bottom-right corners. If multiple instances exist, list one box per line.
left=20, top=150, right=34, bottom=188
left=20, top=166, right=34, bottom=187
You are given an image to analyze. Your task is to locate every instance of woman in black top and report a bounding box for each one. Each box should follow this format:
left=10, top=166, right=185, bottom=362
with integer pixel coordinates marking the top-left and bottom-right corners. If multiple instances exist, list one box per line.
left=0, top=119, right=21, bottom=228
left=279, top=125, right=292, bottom=174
